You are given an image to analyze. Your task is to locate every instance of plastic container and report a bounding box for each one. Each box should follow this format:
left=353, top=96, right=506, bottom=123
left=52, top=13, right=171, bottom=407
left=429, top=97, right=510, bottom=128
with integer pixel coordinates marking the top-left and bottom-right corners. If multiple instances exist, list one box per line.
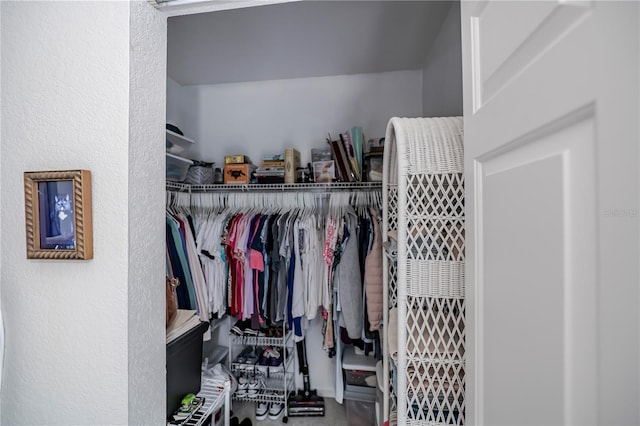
left=342, top=346, right=377, bottom=389
left=345, top=398, right=376, bottom=426
left=166, top=320, right=209, bottom=417
left=166, top=153, right=193, bottom=182
left=376, top=360, right=383, bottom=426
left=166, top=129, right=195, bottom=155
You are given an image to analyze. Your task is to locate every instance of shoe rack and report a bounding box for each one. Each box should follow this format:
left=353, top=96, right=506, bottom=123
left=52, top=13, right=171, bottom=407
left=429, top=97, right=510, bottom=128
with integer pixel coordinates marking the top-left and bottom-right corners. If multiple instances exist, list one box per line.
left=229, top=323, right=295, bottom=423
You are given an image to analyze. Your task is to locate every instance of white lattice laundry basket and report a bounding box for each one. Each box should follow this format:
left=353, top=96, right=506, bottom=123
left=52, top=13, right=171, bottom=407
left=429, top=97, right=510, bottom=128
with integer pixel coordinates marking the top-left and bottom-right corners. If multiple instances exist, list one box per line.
left=382, top=117, right=465, bottom=425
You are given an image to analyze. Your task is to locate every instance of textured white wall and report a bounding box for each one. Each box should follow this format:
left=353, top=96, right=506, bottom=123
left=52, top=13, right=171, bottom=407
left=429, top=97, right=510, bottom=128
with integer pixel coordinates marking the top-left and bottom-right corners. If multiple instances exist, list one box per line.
left=0, top=2, right=140, bottom=424
left=171, top=70, right=423, bottom=165
left=422, top=1, right=463, bottom=117
left=129, top=2, right=166, bottom=424
left=167, top=77, right=197, bottom=137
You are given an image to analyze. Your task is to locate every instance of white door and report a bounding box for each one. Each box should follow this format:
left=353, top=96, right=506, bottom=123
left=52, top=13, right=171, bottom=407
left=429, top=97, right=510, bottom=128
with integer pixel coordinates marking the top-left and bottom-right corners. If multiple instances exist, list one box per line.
left=462, top=1, right=639, bottom=425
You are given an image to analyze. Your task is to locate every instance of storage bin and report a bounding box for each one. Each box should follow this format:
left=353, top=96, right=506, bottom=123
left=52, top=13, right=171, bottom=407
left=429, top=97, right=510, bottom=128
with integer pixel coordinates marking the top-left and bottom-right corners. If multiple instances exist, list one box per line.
left=376, top=360, right=383, bottom=426
left=342, top=346, right=377, bottom=389
left=345, top=398, right=376, bottom=426
left=185, top=163, right=215, bottom=184
left=166, top=320, right=209, bottom=417
left=166, top=153, right=194, bottom=182
left=166, top=127, right=195, bottom=155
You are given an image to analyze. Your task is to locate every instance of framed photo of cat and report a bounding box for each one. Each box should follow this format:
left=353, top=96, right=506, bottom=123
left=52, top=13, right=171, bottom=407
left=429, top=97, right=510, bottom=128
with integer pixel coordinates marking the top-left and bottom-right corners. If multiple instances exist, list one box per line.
left=24, top=170, right=93, bottom=260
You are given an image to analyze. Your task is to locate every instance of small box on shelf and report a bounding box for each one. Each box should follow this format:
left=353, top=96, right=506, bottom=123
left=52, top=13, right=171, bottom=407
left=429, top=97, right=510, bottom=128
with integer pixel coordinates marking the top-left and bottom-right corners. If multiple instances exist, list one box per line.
left=313, top=160, right=335, bottom=183
left=224, top=164, right=257, bottom=184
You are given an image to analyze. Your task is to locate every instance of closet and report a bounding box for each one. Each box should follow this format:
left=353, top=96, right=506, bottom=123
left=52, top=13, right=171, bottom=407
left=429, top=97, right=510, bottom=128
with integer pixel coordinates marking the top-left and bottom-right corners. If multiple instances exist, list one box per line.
left=166, top=181, right=385, bottom=423
left=165, top=1, right=464, bottom=425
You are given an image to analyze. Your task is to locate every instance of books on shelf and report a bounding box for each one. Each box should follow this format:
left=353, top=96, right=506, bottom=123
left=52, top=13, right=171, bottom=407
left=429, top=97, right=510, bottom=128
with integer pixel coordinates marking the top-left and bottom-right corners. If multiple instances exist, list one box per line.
left=263, top=154, right=285, bottom=162
left=340, top=132, right=360, bottom=182
left=284, top=148, right=301, bottom=184
left=327, top=139, right=347, bottom=182
left=350, top=126, right=364, bottom=180
left=327, top=129, right=365, bottom=182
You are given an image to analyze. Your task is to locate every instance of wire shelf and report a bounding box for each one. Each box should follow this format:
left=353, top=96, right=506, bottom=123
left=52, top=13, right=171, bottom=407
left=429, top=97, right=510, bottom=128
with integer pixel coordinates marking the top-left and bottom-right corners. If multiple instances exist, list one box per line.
left=180, top=377, right=231, bottom=426
left=229, top=330, right=292, bottom=347
left=167, top=181, right=382, bottom=193
left=231, top=373, right=296, bottom=403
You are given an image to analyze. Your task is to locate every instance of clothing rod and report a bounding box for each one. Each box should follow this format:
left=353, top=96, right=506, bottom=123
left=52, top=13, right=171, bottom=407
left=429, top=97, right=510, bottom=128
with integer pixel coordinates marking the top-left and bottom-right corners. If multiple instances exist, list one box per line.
left=166, top=181, right=382, bottom=193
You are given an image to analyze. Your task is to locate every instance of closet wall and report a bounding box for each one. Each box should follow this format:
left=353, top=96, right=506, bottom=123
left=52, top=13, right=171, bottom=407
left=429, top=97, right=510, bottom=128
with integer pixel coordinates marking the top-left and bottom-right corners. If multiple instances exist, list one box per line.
left=1, top=1, right=166, bottom=424
left=422, top=1, right=463, bottom=117
left=166, top=0, right=463, bottom=399
left=169, top=70, right=422, bottom=164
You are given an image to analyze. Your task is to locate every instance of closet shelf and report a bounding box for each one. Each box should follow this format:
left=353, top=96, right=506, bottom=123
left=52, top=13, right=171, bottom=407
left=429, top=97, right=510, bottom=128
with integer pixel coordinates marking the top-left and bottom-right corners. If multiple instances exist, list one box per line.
left=229, top=330, right=292, bottom=347
left=167, top=181, right=382, bottom=193
left=232, top=351, right=294, bottom=376
left=232, top=381, right=295, bottom=404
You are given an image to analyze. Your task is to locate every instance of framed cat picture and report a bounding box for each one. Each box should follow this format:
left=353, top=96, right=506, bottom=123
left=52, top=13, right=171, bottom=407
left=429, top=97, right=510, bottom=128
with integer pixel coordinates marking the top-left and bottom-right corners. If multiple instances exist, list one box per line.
left=24, top=170, right=93, bottom=260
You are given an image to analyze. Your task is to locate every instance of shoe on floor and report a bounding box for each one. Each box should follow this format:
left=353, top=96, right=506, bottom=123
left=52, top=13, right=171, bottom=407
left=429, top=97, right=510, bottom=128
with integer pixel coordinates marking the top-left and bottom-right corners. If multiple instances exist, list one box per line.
left=239, top=418, right=253, bottom=426
left=268, top=402, right=284, bottom=420
left=255, top=402, right=268, bottom=421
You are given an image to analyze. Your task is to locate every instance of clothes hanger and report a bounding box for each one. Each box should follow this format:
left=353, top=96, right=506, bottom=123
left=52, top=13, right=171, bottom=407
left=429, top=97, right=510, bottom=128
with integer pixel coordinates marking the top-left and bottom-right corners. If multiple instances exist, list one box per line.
left=166, top=191, right=173, bottom=213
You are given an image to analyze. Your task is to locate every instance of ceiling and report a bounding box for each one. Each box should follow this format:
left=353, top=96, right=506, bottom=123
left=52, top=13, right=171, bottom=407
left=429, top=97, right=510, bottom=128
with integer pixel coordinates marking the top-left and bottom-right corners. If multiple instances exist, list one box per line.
left=167, top=1, right=453, bottom=86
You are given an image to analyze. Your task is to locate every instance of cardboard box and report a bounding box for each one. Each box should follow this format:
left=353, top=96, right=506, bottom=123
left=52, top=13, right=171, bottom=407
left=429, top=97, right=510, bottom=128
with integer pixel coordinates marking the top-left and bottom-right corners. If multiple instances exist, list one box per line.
left=224, top=154, right=250, bottom=164
left=224, top=163, right=256, bottom=184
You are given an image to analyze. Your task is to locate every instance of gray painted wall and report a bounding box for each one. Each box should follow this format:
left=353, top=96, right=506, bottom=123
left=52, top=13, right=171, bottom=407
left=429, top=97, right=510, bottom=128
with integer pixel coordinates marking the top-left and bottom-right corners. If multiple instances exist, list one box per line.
left=422, top=1, right=463, bottom=117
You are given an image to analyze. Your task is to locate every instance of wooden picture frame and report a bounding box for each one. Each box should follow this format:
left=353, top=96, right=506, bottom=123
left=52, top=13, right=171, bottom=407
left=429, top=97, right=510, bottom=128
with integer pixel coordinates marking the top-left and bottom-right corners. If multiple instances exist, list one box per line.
left=24, top=170, right=93, bottom=260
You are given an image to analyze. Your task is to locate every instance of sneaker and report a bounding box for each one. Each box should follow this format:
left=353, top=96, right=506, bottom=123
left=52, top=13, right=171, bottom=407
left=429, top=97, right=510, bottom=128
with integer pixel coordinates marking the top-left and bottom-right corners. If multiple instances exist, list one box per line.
left=236, top=347, right=253, bottom=362
left=255, top=402, right=268, bottom=421
left=243, top=349, right=260, bottom=366
left=267, top=326, right=284, bottom=338
left=268, top=403, right=284, bottom=420
left=230, top=319, right=245, bottom=336
left=236, top=375, right=248, bottom=397
left=247, top=377, right=260, bottom=397
left=267, top=347, right=280, bottom=359
left=244, top=326, right=258, bottom=337
left=268, top=348, right=285, bottom=374
left=257, top=347, right=271, bottom=365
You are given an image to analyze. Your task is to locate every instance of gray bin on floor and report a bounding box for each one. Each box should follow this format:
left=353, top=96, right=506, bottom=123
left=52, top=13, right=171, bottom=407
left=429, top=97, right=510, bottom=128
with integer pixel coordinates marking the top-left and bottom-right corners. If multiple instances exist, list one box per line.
left=344, top=388, right=376, bottom=426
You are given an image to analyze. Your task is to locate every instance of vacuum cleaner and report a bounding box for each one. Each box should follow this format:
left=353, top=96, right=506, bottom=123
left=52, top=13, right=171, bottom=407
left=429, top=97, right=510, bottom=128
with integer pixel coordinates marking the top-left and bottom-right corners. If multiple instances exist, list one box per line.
left=287, top=339, right=325, bottom=417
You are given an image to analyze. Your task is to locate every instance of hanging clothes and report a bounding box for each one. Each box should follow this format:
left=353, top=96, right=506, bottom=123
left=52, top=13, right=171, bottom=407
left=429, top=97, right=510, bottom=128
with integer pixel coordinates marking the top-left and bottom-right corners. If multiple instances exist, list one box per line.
left=165, top=211, right=209, bottom=321
left=364, top=207, right=383, bottom=331
left=165, top=188, right=382, bottom=350
left=336, top=212, right=363, bottom=340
